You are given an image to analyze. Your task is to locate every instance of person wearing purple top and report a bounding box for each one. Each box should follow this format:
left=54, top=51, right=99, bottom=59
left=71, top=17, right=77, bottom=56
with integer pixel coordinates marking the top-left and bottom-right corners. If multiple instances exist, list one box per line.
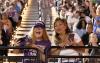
left=19, top=22, right=51, bottom=63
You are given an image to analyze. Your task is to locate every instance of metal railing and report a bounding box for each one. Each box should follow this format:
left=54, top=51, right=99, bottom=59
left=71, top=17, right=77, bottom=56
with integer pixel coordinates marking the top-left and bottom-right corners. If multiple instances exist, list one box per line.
left=0, top=46, right=40, bottom=63
left=45, top=46, right=100, bottom=63
left=0, top=46, right=100, bottom=63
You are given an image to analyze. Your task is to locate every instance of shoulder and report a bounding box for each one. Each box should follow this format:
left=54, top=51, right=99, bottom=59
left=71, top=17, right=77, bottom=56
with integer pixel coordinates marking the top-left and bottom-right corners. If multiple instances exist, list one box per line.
left=43, top=40, right=51, bottom=44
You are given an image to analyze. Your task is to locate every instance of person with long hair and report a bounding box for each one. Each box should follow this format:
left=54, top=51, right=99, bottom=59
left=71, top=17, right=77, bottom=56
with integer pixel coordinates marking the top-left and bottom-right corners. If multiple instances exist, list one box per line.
left=73, top=16, right=87, bottom=37
left=1, top=13, right=13, bottom=56
left=82, top=23, right=93, bottom=46
left=52, top=17, right=84, bottom=63
left=88, top=33, right=99, bottom=63
left=18, top=22, right=51, bottom=63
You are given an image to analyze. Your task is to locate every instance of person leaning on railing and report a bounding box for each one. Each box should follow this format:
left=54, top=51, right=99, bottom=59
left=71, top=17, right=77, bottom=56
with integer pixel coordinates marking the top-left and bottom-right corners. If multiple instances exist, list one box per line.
left=51, top=17, right=85, bottom=63
left=17, top=22, right=51, bottom=63
left=1, top=13, right=13, bottom=56
left=88, top=33, right=99, bottom=63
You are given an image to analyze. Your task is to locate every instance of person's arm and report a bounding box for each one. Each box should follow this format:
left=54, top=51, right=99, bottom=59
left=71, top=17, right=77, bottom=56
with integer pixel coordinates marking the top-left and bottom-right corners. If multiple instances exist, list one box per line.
left=88, top=0, right=96, bottom=17
left=0, top=31, right=2, bottom=45
left=74, top=33, right=85, bottom=53
left=0, top=39, right=3, bottom=45
left=31, top=44, right=45, bottom=53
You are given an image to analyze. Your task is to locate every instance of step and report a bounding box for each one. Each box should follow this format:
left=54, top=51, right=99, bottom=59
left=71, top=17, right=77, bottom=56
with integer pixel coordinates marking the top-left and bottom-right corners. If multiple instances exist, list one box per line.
left=13, top=35, right=25, bottom=39
left=25, top=6, right=39, bottom=9
left=16, top=31, right=29, bottom=34
left=22, top=11, right=38, bottom=15
left=22, top=17, right=39, bottom=20
left=22, top=14, right=39, bottom=18
left=23, top=8, right=39, bottom=12
left=20, top=25, right=53, bottom=29
left=20, top=24, right=52, bottom=28
left=21, top=20, right=50, bottom=22
left=17, top=27, right=52, bottom=31
left=21, top=11, right=38, bottom=15
left=21, top=21, right=51, bottom=24
left=22, top=13, right=39, bottom=16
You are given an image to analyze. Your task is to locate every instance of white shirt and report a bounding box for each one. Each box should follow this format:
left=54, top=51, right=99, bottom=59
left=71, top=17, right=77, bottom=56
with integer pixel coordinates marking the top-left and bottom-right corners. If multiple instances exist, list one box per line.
left=67, top=15, right=79, bottom=30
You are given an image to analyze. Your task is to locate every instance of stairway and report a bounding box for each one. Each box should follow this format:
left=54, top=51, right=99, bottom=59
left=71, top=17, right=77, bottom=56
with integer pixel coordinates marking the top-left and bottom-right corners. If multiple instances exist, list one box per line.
left=12, top=0, right=53, bottom=40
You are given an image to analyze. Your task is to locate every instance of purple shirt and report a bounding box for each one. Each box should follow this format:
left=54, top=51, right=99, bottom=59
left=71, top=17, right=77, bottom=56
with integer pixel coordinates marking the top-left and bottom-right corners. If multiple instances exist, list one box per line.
left=35, top=40, right=51, bottom=48
left=24, top=40, right=51, bottom=63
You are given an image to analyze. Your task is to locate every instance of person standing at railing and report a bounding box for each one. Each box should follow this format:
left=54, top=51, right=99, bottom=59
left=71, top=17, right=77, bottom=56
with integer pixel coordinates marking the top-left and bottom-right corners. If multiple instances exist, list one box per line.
left=88, top=33, right=99, bottom=63
left=1, top=13, right=13, bottom=56
left=18, top=22, right=51, bottom=63
left=51, top=17, right=84, bottom=63
left=89, top=33, right=98, bottom=46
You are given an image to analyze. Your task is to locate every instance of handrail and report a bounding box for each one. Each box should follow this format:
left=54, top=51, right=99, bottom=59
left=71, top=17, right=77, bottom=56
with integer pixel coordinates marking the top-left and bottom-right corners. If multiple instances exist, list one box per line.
left=0, top=46, right=38, bottom=49
left=0, top=46, right=40, bottom=63
left=45, top=46, right=100, bottom=63
left=47, top=55, right=100, bottom=58
left=46, top=46, right=100, bottom=51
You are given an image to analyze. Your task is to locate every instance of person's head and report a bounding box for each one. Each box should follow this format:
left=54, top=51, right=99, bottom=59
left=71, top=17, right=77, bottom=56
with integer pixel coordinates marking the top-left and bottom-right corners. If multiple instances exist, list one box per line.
left=85, top=0, right=90, bottom=7
left=73, top=11, right=80, bottom=18
left=96, top=5, right=100, bottom=15
left=54, top=17, right=70, bottom=39
left=2, top=13, right=8, bottom=20
left=77, top=17, right=87, bottom=29
left=89, top=33, right=98, bottom=46
left=95, top=16, right=100, bottom=25
left=32, top=22, right=49, bottom=41
left=86, top=23, right=93, bottom=33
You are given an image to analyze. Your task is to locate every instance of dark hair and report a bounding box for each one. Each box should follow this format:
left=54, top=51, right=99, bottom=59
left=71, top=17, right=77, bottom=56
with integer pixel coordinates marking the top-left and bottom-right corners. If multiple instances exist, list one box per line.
left=34, top=22, right=45, bottom=29
left=77, top=17, right=87, bottom=29
left=54, top=17, right=71, bottom=40
left=18, top=16, right=22, bottom=20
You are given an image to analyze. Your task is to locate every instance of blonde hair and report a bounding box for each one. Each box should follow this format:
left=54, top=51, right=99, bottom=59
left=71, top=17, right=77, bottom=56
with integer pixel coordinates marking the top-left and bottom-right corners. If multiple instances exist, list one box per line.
left=31, top=27, right=49, bottom=43
left=89, top=33, right=98, bottom=43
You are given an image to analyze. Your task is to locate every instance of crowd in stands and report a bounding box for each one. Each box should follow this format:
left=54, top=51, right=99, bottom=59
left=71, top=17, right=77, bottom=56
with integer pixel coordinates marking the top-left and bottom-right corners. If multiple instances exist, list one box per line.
left=54, top=0, right=100, bottom=45
left=0, top=0, right=99, bottom=63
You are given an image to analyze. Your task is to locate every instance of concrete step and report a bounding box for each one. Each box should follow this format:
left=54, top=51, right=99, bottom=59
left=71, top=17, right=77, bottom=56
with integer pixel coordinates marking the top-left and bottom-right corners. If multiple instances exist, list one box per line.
left=21, top=12, right=38, bottom=15
left=22, top=10, right=39, bottom=13
left=21, top=21, right=51, bottom=24
left=22, top=14, right=39, bottom=19
left=21, top=20, right=50, bottom=22
left=25, top=6, right=39, bottom=9
left=21, top=11, right=38, bottom=15
left=20, top=24, right=52, bottom=28
left=23, top=8, right=39, bottom=12
left=22, top=16, right=39, bottom=20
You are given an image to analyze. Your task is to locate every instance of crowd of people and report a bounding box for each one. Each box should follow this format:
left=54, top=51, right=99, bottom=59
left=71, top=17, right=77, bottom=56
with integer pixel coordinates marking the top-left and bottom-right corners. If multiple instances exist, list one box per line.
left=54, top=0, right=100, bottom=43
left=0, top=0, right=26, bottom=56
left=0, top=0, right=99, bottom=63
